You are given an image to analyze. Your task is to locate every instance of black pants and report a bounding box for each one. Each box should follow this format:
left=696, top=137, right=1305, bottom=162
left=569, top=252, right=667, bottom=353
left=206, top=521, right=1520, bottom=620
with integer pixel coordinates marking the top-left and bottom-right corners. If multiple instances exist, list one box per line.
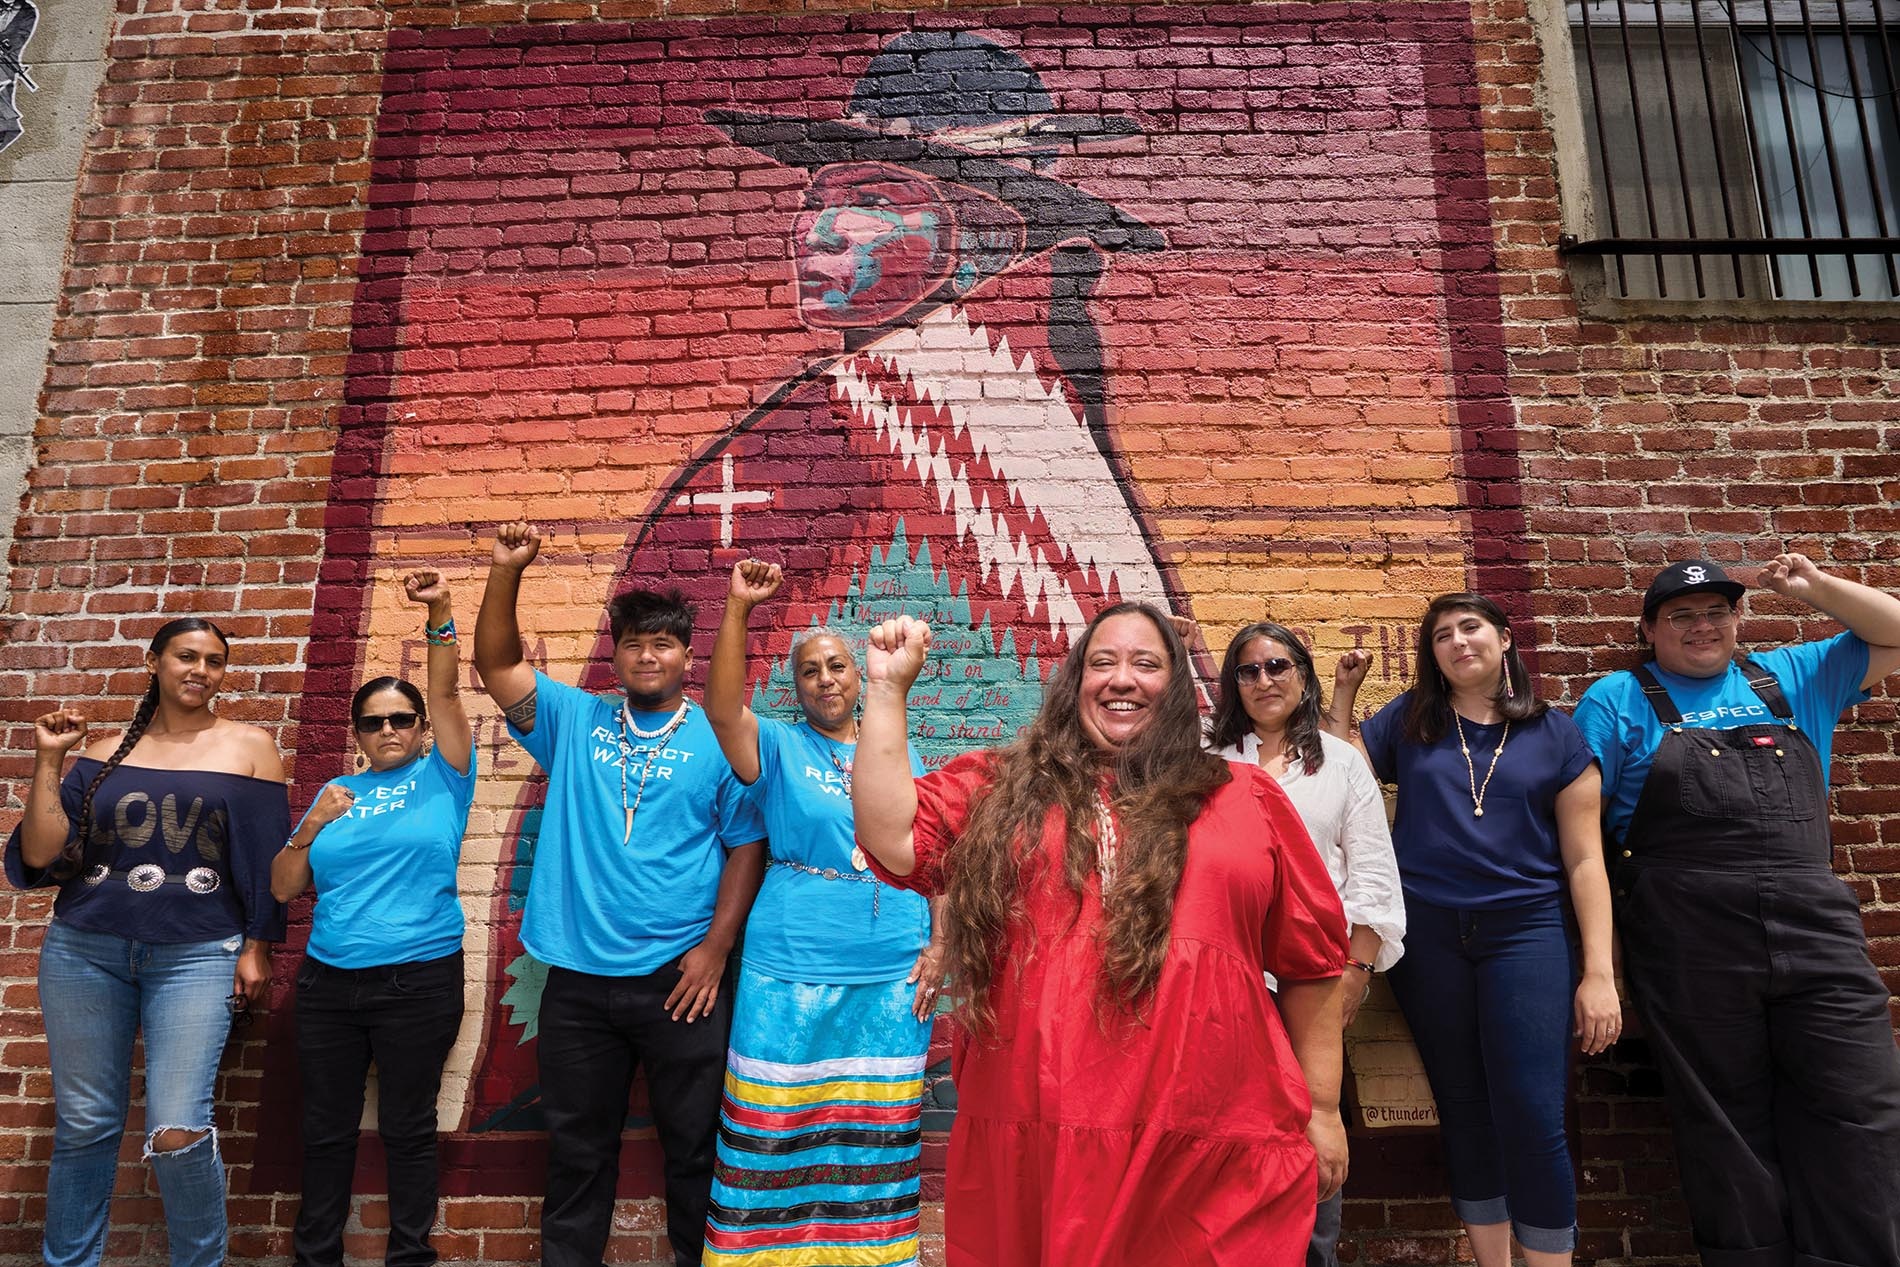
left=293, top=951, right=465, bottom=1267
left=1620, top=866, right=1900, bottom=1267
left=537, top=962, right=732, bottom=1267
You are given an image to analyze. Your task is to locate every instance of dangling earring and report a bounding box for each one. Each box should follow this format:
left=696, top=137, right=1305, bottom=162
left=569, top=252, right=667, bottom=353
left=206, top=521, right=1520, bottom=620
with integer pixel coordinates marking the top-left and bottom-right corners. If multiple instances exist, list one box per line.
left=1501, top=663, right=1516, bottom=701
left=353, top=751, right=369, bottom=773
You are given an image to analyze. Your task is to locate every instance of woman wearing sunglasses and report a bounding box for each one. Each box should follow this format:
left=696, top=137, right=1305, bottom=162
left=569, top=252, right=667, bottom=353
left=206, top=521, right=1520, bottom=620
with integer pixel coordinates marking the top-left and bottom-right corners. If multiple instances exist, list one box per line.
left=1327, top=594, right=1618, bottom=1267
left=271, top=570, right=473, bottom=1267
left=1207, top=623, right=1403, bottom=1267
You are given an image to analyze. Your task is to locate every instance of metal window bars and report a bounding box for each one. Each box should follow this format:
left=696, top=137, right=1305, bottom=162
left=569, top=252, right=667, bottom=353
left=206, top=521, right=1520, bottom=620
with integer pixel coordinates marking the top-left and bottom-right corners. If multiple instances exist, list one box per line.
left=1561, top=0, right=1900, bottom=300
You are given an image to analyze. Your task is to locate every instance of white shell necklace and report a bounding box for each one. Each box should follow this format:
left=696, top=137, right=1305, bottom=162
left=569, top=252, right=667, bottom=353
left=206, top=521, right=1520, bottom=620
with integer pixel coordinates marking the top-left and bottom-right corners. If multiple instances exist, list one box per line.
left=617, top=699, right=691, bottom=845
left=1452, top=711, right=1509, bottom=819
left=1093, top=792, right=1120, bottom=891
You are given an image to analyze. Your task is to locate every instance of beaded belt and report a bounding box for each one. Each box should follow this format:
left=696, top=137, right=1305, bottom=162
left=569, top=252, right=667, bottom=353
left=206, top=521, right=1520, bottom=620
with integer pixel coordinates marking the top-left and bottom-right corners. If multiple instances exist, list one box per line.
left=768, top=857, right=884, bottom=918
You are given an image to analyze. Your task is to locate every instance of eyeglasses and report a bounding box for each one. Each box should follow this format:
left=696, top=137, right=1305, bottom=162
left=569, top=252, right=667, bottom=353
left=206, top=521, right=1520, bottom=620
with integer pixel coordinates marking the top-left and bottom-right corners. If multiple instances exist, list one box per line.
left=354, top=711, right=421, bottom=734
left=1660, top=606, right=1736, bottom=632
left=1235, top=658, right=1298, bottom=685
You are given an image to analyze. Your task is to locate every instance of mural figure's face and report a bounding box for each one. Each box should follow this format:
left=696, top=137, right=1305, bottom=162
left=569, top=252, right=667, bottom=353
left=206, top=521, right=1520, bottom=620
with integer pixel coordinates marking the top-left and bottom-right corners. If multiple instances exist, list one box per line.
left=795, top=163, right=953, bottom=329
left=1235, top=636, right=1304, bottom=737
left=353, top=685, right=429, bottom=773
left=1429, top=607, right=1511, bottom=700
left=1644, top=593, right=1739, bottom=679
left=792, top=634, right=861, bottom=737
left=1077, top=612, right=1172, bottom=754
left=146, top=630, right=228, bottom=713
left=613, top=631, right=692, bottom=711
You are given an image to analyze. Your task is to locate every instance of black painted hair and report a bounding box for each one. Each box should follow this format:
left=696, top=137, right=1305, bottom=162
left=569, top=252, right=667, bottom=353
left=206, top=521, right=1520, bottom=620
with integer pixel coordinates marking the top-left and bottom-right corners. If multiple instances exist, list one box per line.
left=1401, top=593, right=1546, bottom=746
left=608, top=588, right=693, bottom=646
left=1209, top=622, right=1326, bottom=773
left=352, top=676, right=426, bottom=724
left=66, top=618, right=230, bottom=878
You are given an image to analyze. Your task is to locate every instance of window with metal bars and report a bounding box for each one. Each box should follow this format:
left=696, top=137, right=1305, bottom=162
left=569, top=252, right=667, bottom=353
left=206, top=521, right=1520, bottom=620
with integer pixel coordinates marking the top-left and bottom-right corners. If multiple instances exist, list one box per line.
left=1560, top=0, right=1900, bottom=302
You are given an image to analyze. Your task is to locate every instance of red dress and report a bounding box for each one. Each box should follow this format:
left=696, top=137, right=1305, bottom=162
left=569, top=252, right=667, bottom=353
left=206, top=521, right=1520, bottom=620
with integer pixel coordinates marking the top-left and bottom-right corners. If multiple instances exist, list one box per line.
left=873, top=754, right=1349, bottom=1267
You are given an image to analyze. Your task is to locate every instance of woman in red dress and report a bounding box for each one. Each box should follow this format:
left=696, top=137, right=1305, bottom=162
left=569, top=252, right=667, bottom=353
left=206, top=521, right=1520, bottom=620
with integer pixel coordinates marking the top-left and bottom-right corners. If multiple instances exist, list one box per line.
left=851, top=602, right=1350, bottom=1266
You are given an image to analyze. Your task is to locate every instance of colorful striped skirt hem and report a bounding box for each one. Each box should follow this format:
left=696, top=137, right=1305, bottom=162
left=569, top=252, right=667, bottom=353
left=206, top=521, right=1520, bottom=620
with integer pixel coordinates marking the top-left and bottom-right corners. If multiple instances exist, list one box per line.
left=704, top=965, right=932, bottom=1267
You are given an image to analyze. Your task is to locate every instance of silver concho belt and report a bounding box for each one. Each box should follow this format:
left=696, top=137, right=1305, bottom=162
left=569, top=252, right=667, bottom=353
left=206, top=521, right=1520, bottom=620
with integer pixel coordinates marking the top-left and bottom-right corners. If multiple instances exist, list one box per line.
left=82, top=864, right=222, bottom=894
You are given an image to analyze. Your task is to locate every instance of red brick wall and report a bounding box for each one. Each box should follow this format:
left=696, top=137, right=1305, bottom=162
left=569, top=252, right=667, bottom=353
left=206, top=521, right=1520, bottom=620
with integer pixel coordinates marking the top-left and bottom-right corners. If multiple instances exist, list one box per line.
left=1, top=1, right=1894, bottom=1264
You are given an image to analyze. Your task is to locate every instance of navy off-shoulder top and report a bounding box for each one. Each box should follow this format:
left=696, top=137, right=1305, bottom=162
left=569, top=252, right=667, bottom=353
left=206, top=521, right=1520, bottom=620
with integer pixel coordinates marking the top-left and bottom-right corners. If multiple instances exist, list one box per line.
left=5, top=758, right=289, bottom=944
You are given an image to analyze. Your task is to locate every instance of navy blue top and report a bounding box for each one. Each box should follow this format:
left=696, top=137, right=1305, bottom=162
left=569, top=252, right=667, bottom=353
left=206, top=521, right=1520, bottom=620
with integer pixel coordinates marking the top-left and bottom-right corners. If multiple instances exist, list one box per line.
left=5, top=758, right=290, bottom=944
left=1359, top=694, right=1597, bottom=909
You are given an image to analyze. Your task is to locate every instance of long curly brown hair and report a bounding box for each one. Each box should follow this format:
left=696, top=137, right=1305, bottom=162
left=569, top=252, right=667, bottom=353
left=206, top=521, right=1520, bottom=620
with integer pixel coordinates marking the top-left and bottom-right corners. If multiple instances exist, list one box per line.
left=941, top=602, right=1230, bottom=1038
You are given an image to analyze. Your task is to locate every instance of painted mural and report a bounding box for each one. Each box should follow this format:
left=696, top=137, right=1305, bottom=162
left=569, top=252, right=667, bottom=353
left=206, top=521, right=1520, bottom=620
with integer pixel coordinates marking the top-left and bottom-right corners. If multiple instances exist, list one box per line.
left=0, top=0, right=37, bottom=153
left=272, top=8, right=1516, bottom=1193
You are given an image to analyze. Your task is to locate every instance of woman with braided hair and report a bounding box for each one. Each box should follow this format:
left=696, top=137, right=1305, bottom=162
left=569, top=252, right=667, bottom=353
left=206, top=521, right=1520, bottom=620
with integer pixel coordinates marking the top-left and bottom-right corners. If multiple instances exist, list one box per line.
left=850, top=605, right=1351, bottom=1267
left=7, top=617, right=289, bottom=1267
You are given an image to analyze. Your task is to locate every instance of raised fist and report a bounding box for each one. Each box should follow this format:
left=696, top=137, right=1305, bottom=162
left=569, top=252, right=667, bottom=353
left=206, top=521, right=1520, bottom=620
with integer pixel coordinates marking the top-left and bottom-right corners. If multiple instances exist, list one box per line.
left=33, top=709, right=88, bottom=756
left=403, top=569, right=451, bottom=606
left=729, top=559, right=783, bottom=609
left=865, top=616, right=933, bottom=692
left=492, top=522, right=542, bottom=573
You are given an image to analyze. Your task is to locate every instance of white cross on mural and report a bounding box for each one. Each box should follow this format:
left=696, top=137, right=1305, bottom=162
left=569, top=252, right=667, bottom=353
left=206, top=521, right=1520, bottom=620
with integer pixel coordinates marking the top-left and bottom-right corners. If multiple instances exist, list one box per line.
left=674, top=453, right=772, bottom=547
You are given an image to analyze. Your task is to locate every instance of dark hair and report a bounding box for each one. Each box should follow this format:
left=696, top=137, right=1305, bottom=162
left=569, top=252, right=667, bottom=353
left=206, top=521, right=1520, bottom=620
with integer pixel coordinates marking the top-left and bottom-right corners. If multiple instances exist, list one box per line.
left=1401, top=593, right=1546, bottom=745
left=352, top=676, right=426, bottom=725
left=1209, top=622, right=1325, bottom=773
left=67, top=618, right=231, bottom=878
left=607, top=588, right=693, bottom=646
left=943, top=602, right=1230, bottom=1036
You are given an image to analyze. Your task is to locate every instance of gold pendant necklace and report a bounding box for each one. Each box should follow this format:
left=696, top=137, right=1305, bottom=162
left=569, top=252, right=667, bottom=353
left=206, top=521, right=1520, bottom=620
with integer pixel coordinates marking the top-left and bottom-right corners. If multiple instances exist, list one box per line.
left=822, top=731, right=870, bottom=872
left=1453, top=712, right=1509, bottom=819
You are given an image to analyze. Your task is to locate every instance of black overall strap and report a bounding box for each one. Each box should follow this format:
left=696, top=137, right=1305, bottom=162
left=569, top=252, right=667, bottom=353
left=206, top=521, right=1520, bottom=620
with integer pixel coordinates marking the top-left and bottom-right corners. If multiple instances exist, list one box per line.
left=1735, top=656, right=1795, bottom=721
left=1629, top=663, right=1683, bottom=725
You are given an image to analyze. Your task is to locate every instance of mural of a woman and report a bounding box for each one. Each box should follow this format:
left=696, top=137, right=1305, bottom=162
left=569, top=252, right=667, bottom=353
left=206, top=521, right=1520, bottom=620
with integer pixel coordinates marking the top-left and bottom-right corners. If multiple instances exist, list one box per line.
left=469, top=31, right=1198, bottom=1123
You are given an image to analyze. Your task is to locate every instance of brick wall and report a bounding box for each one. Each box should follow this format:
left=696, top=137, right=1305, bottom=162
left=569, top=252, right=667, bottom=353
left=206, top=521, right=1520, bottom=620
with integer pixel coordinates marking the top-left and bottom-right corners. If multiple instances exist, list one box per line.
left=0, top=1, right=1894, bottom=1264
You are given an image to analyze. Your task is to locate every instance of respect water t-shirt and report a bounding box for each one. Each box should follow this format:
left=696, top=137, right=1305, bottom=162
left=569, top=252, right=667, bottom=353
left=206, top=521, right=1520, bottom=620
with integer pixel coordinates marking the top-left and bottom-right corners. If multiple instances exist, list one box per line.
left=740, top=719, right=930, bottom=984
left=1574, top=633, right=1871, bottom=846
left=301, top=746, right=475, bottom=970
left=508, top=672, right=764, bottom=977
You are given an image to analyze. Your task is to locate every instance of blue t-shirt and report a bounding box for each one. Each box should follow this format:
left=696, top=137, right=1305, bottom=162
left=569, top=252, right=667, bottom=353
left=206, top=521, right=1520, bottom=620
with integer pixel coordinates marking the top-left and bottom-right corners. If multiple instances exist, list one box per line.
left=1360, top=696, right=1597, bottom=909
left=299, top=746, right=476, bottom=970
left=1573, top=633, right=1872, bottom=846
left=4, top=760, right=289, bottom=944
left=741, top=719, right=930, bottom=984
left=508, top=672, right=765, bottom=977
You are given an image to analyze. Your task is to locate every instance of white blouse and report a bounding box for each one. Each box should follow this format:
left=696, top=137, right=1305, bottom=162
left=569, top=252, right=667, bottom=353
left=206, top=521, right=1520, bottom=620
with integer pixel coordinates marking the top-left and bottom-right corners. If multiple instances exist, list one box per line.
left=1217, top=730, right=1406, bottom=973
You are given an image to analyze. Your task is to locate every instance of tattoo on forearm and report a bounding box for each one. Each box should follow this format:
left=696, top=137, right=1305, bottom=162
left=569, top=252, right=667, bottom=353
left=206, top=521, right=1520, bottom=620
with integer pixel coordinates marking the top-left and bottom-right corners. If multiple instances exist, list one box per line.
left=502, top=689, right=537, bottom=730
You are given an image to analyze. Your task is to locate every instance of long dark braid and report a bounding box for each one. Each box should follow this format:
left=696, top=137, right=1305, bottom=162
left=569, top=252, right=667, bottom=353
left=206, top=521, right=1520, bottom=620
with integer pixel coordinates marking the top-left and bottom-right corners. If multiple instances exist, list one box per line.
left=63, top=618, right=230, bottom=878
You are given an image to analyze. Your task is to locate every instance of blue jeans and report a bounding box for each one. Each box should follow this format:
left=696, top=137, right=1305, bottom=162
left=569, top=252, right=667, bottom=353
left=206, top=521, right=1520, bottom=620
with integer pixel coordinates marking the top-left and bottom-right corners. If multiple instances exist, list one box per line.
left=37, top=919, right=239, bottom=1267
left=1386, top=897, right=1577, bottom=1254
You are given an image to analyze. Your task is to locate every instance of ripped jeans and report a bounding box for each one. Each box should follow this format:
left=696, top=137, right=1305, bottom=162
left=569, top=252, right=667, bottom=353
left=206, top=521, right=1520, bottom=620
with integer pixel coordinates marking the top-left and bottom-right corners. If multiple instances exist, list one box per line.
left=38, top=918, right=239, bottom=1267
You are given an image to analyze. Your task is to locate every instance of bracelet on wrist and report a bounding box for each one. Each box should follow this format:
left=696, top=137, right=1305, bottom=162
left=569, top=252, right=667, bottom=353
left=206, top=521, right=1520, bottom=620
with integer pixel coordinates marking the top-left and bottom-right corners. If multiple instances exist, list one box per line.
left=1345, top=958, right=1376, bottom=975
left=281, top=837, right=309, bottom=853
left=425, top=616, right=458, bottom=646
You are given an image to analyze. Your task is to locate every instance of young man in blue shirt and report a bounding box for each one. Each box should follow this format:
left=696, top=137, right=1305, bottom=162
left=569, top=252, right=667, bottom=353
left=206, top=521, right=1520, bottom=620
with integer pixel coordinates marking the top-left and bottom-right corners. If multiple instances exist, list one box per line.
left=1574, top=554, right=1900, bottom=1267
left=474, top=522, right=766, bottom=1267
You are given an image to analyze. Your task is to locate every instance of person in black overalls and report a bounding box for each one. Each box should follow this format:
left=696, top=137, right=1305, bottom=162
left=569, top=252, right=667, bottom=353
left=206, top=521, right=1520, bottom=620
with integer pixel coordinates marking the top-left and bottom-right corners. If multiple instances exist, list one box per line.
left=1574, top=555, right=1900, bottom=1267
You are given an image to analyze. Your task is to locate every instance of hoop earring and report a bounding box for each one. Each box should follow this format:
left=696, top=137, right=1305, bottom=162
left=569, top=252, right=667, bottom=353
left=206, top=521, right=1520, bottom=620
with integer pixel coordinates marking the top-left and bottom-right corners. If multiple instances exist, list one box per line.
left=353, top=751, right=368, bottom=773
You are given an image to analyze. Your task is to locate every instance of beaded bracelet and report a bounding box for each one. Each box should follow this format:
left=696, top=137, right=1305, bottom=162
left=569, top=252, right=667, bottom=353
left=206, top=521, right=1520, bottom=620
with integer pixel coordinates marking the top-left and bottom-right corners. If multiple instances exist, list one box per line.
left=425, top=617, right=457, bottom=646
left=1345, top=957, right=1376, bottom=975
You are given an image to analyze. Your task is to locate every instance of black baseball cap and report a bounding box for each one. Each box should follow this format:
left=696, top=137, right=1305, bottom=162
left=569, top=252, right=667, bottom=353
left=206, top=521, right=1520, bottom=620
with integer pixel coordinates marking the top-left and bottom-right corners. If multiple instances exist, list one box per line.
left=1642, top=560, right=1747, bottom=617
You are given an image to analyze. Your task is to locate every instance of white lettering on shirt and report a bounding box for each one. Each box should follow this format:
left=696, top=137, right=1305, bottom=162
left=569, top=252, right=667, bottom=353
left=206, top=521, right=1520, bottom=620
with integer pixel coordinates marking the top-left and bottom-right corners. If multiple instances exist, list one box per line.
left=1677, top=700, right=1769, bottom=726
left=801, top=765, right=849, bottom=798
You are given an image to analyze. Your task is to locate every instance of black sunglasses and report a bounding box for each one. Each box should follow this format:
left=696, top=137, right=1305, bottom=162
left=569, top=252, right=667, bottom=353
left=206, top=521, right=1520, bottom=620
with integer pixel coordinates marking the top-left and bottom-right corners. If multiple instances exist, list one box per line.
left=1235, top=658, right=1298, bottom=685
left=354, top=711, right=422, bottom=734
